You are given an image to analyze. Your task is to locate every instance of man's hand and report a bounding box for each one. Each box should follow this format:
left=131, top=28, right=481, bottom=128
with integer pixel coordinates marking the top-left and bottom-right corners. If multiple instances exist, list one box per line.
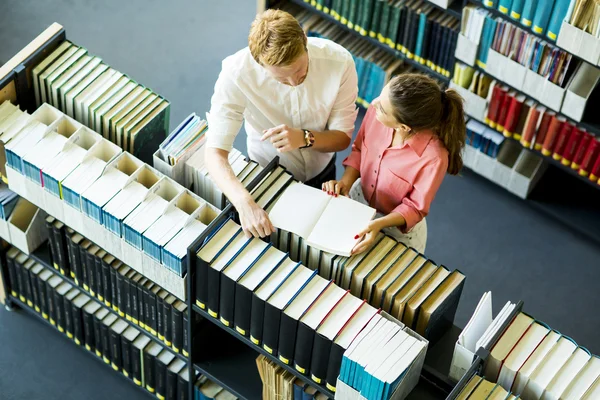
left=321, top=179, right=351, bottom=197
left=237, top=198, right=276, bottom=238
left=261, top=124, right=305, bottom=152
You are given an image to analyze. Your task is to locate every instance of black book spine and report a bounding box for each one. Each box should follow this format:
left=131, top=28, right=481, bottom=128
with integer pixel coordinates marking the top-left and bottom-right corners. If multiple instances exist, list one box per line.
left=110, top=267, right=118, bottom=311
left=52, top=225, right=66, bottom=275
left=138, top=284, right=145, bottom=329
left=195, top=259, right=208, bottom=310
left=431, top=23, right=442, bottom=70
left=398, top=6, right=408, bottom=50
left=29, top=270, right=40, bottom=313
left=95, top=256, right=104, bottom=301
left=110, top=329, right=123, bottom=371
left=131, top=345, right=143, bottom=386
left=143, top=351, right=156, bottom=393
left=6, top=256, right=18, bottom=297
left=261, top=302, right=282, bottom=357
left=101, top=323, right=111, bottom=364
left=63, top=296, right=74, bottom=339
left=101, top=260, right=111, bottom=307
left=326, top=343, right=346, bottom=391
left=46, top=219, right=57, bottom=269
left=130, top=280, right=139, bottom=325
left=310, top=333, right=333, bottom=385
left=250, top=295, right=266, bottom=346
left=21, top=265, right=32, bottom=306
left=408, top=10, right=419, bottom=55
left=294, top=322, right=316, bottom=376
left=166, top=369, right=178, bottom=400
left=172, top=307, right=183, bottom=353
left=206, top=267, right=220, bottom=319
left=53, top=290, right=65, bottom=333
left=125, top=278, right=133, bottom=322
left=182, top=311, right=189, bottom=357
left=38, top=277, right=48, bottom=319
left=83, top=310, right=95, bottom=351
left=218, top=274, right=236, bottom=328
left=70, top=240, right=82, bottom=284
left=434, top=26, right=447, bottom=71
left=46, top=281, right=56, bottom=326
left=79, top=246, right=89, bottom=291
left=149, top=290, right=158, bottom=336
left=57, top=226, right=71, bottom=277
left=144, top=286, right=152, bottom=333
left=72, top=305, right=84, bottom=346
left=277, top=313, right=299, bottom=365
left=93, top=315, right=103, bottom=357
left=116, top=273, right=126, bottom=317
left=121, top=336, right=132, bottom=378
left=157, top=295, right=164, bottom=342
left=422, top=20, right=432, bottom=64
left=86, top=251, right=97, bottom=297
left=14, top=259, right=24, bottom=301
left=155, top=359, right=168, bottom=398
left=234, top=285, right=252, bottom=337
left=177, top=374, right=188, bottom=400
left=163, top=301, right=172, bottom=347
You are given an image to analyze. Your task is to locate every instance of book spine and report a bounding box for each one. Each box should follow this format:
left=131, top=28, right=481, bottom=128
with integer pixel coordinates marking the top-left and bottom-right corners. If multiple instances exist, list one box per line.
left=207, top=267, right=221, bottom=319
left=144, top=350, right=156, bottom=392
left=45, top=280, right=56, bottom=325
left=125, top=277, right=133, bottom=321
left=38, top=276, right=48, bottom=319
left=183, top=311, right=190, bottom=357
left=93, top=315, right=103, bottom=356
left=20, top=265, right=32, bottom=306
left=137, top=284, right=145, bottom=328
left=109, top=266, right=118, bottom=311
left=95, top=255, right=104, bottom=301
left=250, top=295, right=266, bottom=346
left=156, top=359, right=168, bottom=398
left=52, top=224, right=65, bottom=273
left=131, top=345, right=143, bottom=386
left=166, top=369, right=178, bottom=400
left=86, top=251, right=97, bottom=296
left=262, top=303, right=282, bottom=356
left=572, top=132, right=593, bottom=169
left=116, top=273, right=126, bottom=317
left=326, top=343, right=346, bottom=391
left=79, top=247, right=89, bottom=291
left=234, top=285, right=253, bottom=337
left=143, top=286, right=152, bottom=332
left=310, top=333, right=333, bottom=385
left=101, top=260, right=112, bottom=307
left=121, top=336, right=133, bottom=377
left=83, top=310, right=95, bottom=351
left=218, top=274, right=236, bottom=328
left=6, top=257, right=18, bottom=298
left=294, top=322, right=316, bottom=376
left=64, top=297, right=74, bottom=338
left=70, top=239, right=82, bottom=284
left=149, top=291, right=158, bottom=336
left=172, top=308, right=183, bottom=353
left=29, top=270, right=40, bottom=313
left=157, top=295, right=164, bottom=341
left=101, top=323, right=111, bottom=364
left=277, top=314, right=299, bottom=365
left=72, top=305, right=84, bottom=346
left=53, top=290, right=65, bottom=332
left=195, top=258, right=208, bottom=310
left=163, top=301, right=172, bottom=346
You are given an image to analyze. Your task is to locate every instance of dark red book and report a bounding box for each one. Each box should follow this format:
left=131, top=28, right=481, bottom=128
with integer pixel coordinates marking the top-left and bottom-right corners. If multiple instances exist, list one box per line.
left=502, top=95, right=525, bottom=138
left=486, top=84, right=507, bottom=128
left=552, top=122, right=574, bottom=161
left=561, top=127, right=584, bottom=166
left=534, top=111, right=555, bottom=151
left=496, top=91, right=515, bottom=133
left=520, top=106, right=542, bottom=148
left=541, top=116, right=565, bottom=156
left=579, top=139, right=600, bottom=177
left=590, top=152, right=600, bottom=182
left=571, top=132, right=593, bottom=170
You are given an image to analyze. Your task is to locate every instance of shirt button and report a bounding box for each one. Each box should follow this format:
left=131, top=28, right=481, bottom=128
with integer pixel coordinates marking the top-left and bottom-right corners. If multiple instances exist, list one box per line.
left=379, top=155, right=382, bottom=158
left=371, top=184, right=374, bottom=188
left=374, top=170, right=377, bottom=173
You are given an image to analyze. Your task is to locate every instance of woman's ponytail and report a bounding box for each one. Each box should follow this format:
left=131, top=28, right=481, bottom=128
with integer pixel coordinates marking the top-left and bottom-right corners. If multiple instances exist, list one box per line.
left=439, top=89, right=466, bottom=175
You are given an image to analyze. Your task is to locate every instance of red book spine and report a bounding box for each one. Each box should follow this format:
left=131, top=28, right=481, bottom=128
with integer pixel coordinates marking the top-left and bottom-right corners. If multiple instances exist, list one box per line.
left=486, top=86, right=504, bottom=128
left=571, top=132, right=593, bottom=170
left=579, top=139, right=600, bottom=177
left=534, top=111, right=554, bottom=151
left=552, top=122, right=573, bottom=161
left=542, top=116, right=565, bottom=156
left=561, top=128, right=584, bottom=166
left=496, top=93, right=514, bottom=133
left=590, top=152, right=600, bottom=182
left=502, top=97, right=524, bottom=138
left=521, top=108, right=541, bottom=148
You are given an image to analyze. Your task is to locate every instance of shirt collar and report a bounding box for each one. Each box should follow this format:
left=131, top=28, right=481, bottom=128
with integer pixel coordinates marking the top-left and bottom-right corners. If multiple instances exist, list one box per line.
left=402, top=130, right=435, bottom=157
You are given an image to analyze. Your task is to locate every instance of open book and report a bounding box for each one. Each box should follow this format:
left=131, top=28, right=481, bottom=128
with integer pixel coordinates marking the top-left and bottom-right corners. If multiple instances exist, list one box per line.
left=268, top=182, right=376, bottom=257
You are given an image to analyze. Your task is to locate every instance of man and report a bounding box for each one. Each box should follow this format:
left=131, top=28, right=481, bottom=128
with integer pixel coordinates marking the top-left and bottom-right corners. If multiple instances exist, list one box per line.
left=206, top=9, right=358, bottom=238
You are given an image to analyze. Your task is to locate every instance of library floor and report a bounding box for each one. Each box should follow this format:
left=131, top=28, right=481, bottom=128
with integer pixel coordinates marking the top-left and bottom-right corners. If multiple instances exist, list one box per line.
left=2, top=1, right=600, bottom=399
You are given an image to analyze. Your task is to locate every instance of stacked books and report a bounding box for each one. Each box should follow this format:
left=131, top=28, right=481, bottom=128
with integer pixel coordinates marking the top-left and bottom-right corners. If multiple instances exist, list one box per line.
left=193, top=375, right=238, bottom=400
left=453, top=375, right=521, bottom=399
left=484, top=84, right=600, bottom=181
left=292, top=0, right=459, bottom=78
left=0, top=183, right=19, bottom=220
left=41, top=217, right=191, bottom=356
left=453, top=62, right=494, bottom=99
left=256, top=355, right=328, bottom=399
left=485, top=0, right=573, bottom=40
left=336, top=313, right=427, bottom=400
left=6, top=246, right=191, bottom=399
left=567, top=0, right=600, bottom=38
left=30, top=40, right=170, bottom=162
left=466, top=119, right=506, bottom=159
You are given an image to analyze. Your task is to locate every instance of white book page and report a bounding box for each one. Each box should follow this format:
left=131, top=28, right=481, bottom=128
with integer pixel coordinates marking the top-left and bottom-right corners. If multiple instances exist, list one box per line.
left=268, top=181, right=330, bottom=239
left=307, top=195, right=376, bottom=257
left=461, top=291, right=493, bottom=351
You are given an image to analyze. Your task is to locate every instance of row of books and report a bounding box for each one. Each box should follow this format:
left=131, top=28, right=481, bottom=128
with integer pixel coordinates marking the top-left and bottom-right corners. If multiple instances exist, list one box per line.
left=466, top=119, right=506, bottom=158
left=0, top=100, right=217, bottom=282
left=294, top=0, right=460, bottom=78
left=31, top=40, right=169, bottom=160
left=6, top=246, right=191, bottom=398
left=256, top=355, right=328, bottom=400
left=42, top=216, right=191, bottom=356
left=454, top=375, right=522, bottom=399
left=568, top=0, right=600, bottom=38
left=485, top=84, right=600, bottom=181
left=483, top=0, right=571, bottom=39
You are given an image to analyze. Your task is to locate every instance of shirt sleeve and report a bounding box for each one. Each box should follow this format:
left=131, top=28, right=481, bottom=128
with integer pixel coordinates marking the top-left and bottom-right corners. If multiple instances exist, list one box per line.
left=342, top=107, right=371, bottom=172
left=392, top=158, right=447, bottom=232
left=206, top=62, right=247, bottom=152
left=326, top=55, right=359, bottom=136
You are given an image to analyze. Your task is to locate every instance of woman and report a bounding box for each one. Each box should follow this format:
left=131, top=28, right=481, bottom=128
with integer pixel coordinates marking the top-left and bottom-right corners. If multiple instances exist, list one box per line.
left=323, top=73, right=466, bottom=254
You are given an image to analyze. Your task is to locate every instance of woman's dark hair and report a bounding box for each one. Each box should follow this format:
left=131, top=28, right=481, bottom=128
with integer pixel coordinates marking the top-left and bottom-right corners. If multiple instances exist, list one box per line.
left=388, top=73, right=466, bottom=175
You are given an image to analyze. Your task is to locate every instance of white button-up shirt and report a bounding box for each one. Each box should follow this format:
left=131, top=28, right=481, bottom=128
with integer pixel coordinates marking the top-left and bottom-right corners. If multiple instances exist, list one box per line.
left=206, top=37, right=358, bottom=182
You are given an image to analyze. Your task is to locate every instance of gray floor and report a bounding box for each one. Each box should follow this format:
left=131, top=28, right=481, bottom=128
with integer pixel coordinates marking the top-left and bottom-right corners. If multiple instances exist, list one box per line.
left=2, top=1, right=600, bottom=399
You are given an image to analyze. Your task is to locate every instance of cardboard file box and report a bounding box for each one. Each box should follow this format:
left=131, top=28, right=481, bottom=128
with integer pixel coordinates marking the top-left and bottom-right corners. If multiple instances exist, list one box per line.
left=556, top=21, right=600, bottom=65
left=561, top=62, right=600, bottom=122
left=450, top=82, right=488, bottom=122
left=492, top=141, right=522, bottom=189
left=455, top=34, right=479, bottom=67
left=507, top=151, right=547, bottom=199
left=7, top=198, right=48, bottom=254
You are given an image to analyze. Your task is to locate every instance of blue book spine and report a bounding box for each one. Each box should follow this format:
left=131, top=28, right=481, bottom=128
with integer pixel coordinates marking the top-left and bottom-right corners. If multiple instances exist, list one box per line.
left=415, top=14, right=427, bottom=61
left=532, top=0, right=556, bottom=34
left=510, top=0, right=526, bottom=20
left=546, top=0, right=571, bottom=40
left=520, top=0, right=539, bottom=26
left=293, top=382, right=303, bottom=400
left=477, top=17, right=497, bottom=68
left=498, top=0, right=514, bottom=14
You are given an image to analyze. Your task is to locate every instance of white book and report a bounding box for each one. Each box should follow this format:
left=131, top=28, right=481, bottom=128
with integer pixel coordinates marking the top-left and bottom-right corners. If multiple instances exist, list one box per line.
left=50, top=54, right=93, bottom=109
left=0, top=101, right=17, bottom=123
left=32, top=41, right=73, bottom=107
left=365, top=329, right=411, bottom=379
left=5, top=120, right=47, bottom=165
left=0, top=105, right=24, bottom=135
left=162, top=218, right=208, bottom=263
left=582, top=377, right=600, bottom=399
left=561, top=356, right=600, bottom=400
left=460, top=291, right=493, bottom=351
left=283, top=276, right=331, bottom=321
left=269, top=182, right=376, bottom=256
left=196, top=219, right=242, bottom=262
left=254, top=258, right=299, bottom=302
left=337, top=309, right=381, bottom=354
left=266, top=266, right=316, bottom=311
left=74, top=68, right=119, bottom=124
left=512, top=330, right=562, bottom=395
left=300, top=283, right=348, bottom=330
left=64, top=62, right=108, bottom=118
left=542, top=347, right=591, bottom=400
left=316, top=295, right=365, bottom=341
left=222, top=238, right=270, bottom=282
left=353, top=320, right=401, bottom=373
left=476, top=301, right=515, bottom=350
left=237, top=245, right=288, bottom=292
left=254, top=171, right=294, bottom=209
left=88, top=76, right=131, bottom=129
left=382, top=340, right=427, bottom=396
left=94, top=81, right=137, bottom=135
left=208, top=234, right=251, bottom=274
left=22, top=131, right=69, bottom=177
left=142, top=202, right=190, bottom=258
left=0, top=110, right=30, bottom=143
left=39, top=46, right=83, bottom=105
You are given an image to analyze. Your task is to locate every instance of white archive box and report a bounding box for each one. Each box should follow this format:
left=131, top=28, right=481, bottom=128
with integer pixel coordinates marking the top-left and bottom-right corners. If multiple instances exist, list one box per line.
left=7, top=198, right=48, bottom=254
left=121, top=176, right=182, bottom=273
left=561, top=62, right=600, bottom=122
left=61, top=138, right=122, bottom=235
left=462, top=145, right=479, bottom=170
left=503, top=56, right=527, bottom=91
left=484, top=50, right=506, bottom=82
left=556, top=21, right=600, bottom=66
left=507, top=151, right=548, bottom=198
left=334, top=313, right=428, bottom=400
left=0, top=216, right=10, bottom=241
left=449, top=82, right=488, bottom=122
left=80, top=152, right=145, bottom=251
left=471, top=151, right=497, bottom=182
left=41, top=126, right=102, bottom=222
left=101, top=165, right=162, bottom=260
left=21, top=114, right=81, bottom=208
left=521, top=70, right=566, bottom=113
left=455, top=34, right=479, bottom=66
left=0, top=105, right=30, bottom=179
left=491, top=141, right=522, bottom=189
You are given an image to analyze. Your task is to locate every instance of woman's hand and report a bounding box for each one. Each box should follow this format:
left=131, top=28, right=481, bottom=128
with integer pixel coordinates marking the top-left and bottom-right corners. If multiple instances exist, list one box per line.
left=352, top=219, right=383, bottom=255
left=321, top=179, right=350, bottom=197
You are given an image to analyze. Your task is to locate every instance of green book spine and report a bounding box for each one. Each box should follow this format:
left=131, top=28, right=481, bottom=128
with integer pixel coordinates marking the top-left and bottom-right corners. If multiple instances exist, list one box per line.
left=387, top=3, right=401, bottom=48
left=379, top=1, right=391, bottom=43
left=370, top=0, right=384, bottom=38
left=360, top=0, right=375, bottom=36
left=332, top=0, right=342, bottom=20
left=347, top=0, right=359, bottom=29
left=323, top=0, right=331, bottom=13
left=340, top=0, right=350, bottom=24
left=315, top=0, right=325, bottom=11
left=354, top=0, right=365, bottom=32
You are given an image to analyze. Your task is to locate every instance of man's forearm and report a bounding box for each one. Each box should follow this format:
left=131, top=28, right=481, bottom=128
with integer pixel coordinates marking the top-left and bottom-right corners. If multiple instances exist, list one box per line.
left=205, top=147, right=253, bottom=208
left=311, top=129, right=351, bottom=152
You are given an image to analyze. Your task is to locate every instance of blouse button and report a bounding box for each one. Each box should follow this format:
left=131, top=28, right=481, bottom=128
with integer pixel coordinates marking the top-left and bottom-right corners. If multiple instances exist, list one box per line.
left=374, top=170, right=377, bottom=173
left=378, top=155, right=382, bottom=158
left=371, top=184, right=374, bottom=188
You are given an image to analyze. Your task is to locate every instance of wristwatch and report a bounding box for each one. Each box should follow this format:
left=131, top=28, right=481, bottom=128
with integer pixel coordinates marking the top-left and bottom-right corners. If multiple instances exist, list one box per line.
left=301, top=129, right=315, bottom=148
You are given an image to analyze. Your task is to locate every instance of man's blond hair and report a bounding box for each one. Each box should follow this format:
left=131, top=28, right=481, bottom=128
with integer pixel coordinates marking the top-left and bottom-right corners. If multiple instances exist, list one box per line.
left=248, top=9, right=307, bottom=67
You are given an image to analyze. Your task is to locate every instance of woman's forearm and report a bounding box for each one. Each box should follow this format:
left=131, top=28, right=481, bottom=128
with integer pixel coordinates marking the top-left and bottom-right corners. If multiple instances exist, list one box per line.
left=341, top=166, right=360, bottom=187
left=374, top=212, right=406, bottom=230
